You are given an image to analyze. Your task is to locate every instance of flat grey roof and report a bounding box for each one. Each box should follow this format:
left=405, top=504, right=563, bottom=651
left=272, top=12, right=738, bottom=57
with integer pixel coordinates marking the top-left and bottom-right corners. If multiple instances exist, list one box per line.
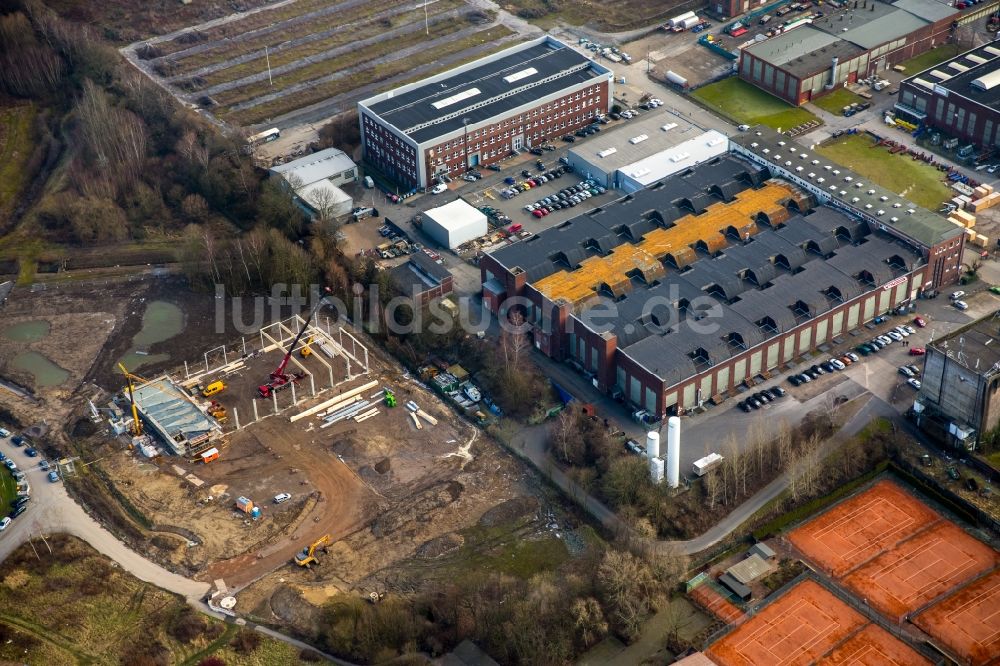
left=730, top=125, right=962, bottom=247
left=815, top=8, right=927, bottom=49
left=390, top=253, right=451, bottom=294
left=744, top=26, right=842, bottom=67
left=906, top=40, right=1000, bottom=112
left=929, top=314, right=1000, bottom=376
left=568, top=111, right=703, bottom=172
left=362, top=37, right=608, bottom=145
left=892, top=0, right=959, bottom=23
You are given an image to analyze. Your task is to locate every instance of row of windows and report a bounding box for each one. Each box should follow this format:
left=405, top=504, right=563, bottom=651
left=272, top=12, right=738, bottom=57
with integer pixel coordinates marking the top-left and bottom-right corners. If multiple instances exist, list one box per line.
left=368, top=146, right=416, bottom=179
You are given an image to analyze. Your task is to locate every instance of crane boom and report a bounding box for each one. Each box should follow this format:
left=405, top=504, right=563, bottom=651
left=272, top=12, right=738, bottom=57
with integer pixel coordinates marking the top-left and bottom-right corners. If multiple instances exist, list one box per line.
left=259, top=287, right=332, bottom=398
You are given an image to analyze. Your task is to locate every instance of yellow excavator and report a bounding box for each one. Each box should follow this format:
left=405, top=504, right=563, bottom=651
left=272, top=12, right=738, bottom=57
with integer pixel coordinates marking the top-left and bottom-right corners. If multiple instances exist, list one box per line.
left=294, top=534, right=331, bottom=568
left=118, top=362, right=148, bottom=437
left=300, top=336, right=314, bottom=358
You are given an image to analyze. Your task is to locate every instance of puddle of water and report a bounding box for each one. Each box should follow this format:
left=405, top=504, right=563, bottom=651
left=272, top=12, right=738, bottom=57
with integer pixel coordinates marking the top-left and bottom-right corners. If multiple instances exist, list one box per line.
left=11, top=351, right=69, bottom=387
left=120, top=301, right=184, bottom=370
left=2, top=320, right=50, bottom=342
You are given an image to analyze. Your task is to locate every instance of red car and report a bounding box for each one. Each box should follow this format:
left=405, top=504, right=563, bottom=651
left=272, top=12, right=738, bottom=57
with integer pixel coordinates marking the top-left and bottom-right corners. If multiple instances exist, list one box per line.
left=913, top=316, right=926, bottom=328
left=909, top=347, right=926, bottom=356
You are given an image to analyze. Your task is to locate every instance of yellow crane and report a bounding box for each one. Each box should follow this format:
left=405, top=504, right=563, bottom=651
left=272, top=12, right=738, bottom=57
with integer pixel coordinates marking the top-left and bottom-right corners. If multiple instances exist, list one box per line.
left=294, top=534, right=331, bottom=568
left=118, top=362, right=148, bottom=437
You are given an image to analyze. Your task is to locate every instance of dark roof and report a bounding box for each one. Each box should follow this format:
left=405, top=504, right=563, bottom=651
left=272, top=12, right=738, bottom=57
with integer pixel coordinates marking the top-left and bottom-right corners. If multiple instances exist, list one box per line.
left=390, top=253, right=452, bottom=294
left=488, top=155, right=762, bottom=281
left=719, top=573, right=752, bottom=600
left=576, top=214, right=924, bottom=386
left=905, top=40, right=1000, bottom=113
left=362, top=37, right=608, bottom=145
left=928, top=313, right=1000, bottom=375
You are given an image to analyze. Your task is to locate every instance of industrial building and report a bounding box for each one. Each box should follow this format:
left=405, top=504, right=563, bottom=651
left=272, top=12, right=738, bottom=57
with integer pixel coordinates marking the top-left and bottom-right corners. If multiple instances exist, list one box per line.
left=390, top=252, right=454, bottom=305
left=566, top=111, right=729, bottom=191
left=131, top=377, right=223, bottom=456
left=420, top=199, right=488, bottom=250
left=358, top=36, right=614, bottom=189
left=913, top=313, right=1000, bottom=450
left=480, top=128, right=961, bottom=419
left=270, top=147, right=357, bottom=220
left=896, top=40, right=1000, bottom=149
left=738, top=0, right=957, bottom=105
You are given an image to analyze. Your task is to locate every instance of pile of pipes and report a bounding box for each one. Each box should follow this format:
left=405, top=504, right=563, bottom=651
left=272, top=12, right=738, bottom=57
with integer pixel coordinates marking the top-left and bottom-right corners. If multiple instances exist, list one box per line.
left=405, top=400, right=438, bottom=430
left=290, top=379, right=382, bottom=427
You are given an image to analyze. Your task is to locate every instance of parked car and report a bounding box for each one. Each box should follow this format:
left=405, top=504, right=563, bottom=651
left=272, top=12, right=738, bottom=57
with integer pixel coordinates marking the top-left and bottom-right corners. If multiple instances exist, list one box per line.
left=24, top=448, right=37, bottom=457
left=990, top=286, right=1000, bottom=295
left=954, top=300, right=969, bottom=310
left=798, top=372, right=812, bottom=383
left=0, top=517, right=10, bottom=531
left=829, top=358, right=846, bottom=370
left=906, top=364, right=921, bottom=376
left=845, top=352, right=860, bottom=362
left=907, top=378, right=922, bottom=390
left=738, top=400, right=751, bottom=413
left=431, top=183, right=448, bottom=194
left=273, top=492, right=292, bottom=504
left=38, top=460, right=49, bottom=471
left=11, top=436, right=24, bottom=446
left=788, top=375, right=802, bottom=386
left=909, top=347, right=926, bottom=356
left=48, top=471, right=59, bottom=483
left=820, top=361, right=836, bottom=373
left=887, top=331, right=903, bottom=342
left=770, top=386, right=786, bottom=397
left=913, top=316, right=926, bottom=327
left=898, top=366, right=915, bottom=377
left=4, top=460, right=15, bottom=471
left=903, top=325, right=916, bottom=335
left=894, top=325, right=910, bottom=337
left=0, top=428, right=9, bottom=438
left=950, top=290, right=965, bottom=301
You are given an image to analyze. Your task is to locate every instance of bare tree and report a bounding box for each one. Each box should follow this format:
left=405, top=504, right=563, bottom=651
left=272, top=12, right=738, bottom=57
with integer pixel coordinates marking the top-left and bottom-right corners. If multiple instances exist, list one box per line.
left=306, top=185, right=341, bottom=225
left=704, top=468, right=720, bottom=510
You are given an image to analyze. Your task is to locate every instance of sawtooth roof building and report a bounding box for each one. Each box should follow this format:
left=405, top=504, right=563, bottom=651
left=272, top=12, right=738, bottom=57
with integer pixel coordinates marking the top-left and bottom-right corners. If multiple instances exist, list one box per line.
left=358, top=36, right=613, bottom=190
left=738, top=0, right=958, bottom=105
left=896, top=40, right=1000, bottom=148
left=480, top=128, right=961, bottom=420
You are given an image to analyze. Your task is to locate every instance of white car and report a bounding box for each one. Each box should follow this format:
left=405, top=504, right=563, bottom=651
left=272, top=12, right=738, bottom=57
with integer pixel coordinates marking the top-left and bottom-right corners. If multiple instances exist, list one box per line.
left=0, top=428, right=9, bottom=438
left=887, top=330, right=903, bottom=341
left=899, top=366, right=915, bottom=378
left=273, top=492, right=292, bottom=504
left=0, top=517, right=9, bottom=531
left=829, top=359, right=846, bottom=370
left=894, top=326, right=910, bottom=337
left=950, top=290, right=965, bottom=301
left=431, top=183, right=448, bottom=194
left=903, top=325, right=916, bottom=335
left=954, top=300, right=969, bottom=311
left=907, top=378, right=922, bottom=390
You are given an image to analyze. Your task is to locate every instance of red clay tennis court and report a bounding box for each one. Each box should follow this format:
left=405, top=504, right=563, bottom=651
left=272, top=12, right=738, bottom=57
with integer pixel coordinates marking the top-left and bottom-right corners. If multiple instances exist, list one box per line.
left=842, top=521, right=1000, bottom=621
left=788, top=480, right=939, bottom=577
left=815, top=624, right=932, bottom=665
left=914, top=568, right=1000, bottom=664
left=706, top=580, right=867, bottom=666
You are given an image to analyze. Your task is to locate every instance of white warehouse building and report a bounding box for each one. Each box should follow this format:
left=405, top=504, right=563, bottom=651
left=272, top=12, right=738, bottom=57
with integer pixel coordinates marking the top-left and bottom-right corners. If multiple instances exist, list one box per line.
left=421, top=199, right=488, bottom=249
left=566, top=111, right=728, bottom=191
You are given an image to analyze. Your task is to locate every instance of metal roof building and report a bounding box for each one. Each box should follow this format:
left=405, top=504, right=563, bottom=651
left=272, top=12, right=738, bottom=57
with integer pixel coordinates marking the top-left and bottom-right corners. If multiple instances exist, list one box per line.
left=270, top=147, right=358, bottom=188
left=897, top=40, right=1000, bottom=149
left=739, top=0, right=957, bottom=105
left=358, top=36, right=614, bottom=189
left=132, top=377, right=222, bottom=456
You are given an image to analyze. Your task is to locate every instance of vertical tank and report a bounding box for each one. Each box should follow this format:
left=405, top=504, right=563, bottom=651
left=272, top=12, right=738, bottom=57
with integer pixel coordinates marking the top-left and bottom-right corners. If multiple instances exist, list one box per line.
left=667, top=416, right=681, bottom=488
left=650, top=457, right=665, bottom=484
left=646, top=431, right=660, bottom=459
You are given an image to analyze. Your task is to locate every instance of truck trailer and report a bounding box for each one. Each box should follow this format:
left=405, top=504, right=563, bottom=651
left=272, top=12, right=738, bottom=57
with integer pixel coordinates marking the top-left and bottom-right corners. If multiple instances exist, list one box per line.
left=692, top=453, right=725, bottom=476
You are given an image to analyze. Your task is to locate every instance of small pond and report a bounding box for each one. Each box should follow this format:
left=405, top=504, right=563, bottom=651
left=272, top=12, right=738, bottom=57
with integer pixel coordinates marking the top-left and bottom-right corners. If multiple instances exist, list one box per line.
left=11, top=351, right=69, bottom=387
left=2, top=320, right=50, bottom=342
left=119, top=301, right=185, bottom=370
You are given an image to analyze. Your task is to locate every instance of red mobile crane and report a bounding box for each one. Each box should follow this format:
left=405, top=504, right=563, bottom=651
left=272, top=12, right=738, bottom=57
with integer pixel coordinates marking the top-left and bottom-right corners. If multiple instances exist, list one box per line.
left=258, top=288, right=331, bottom=399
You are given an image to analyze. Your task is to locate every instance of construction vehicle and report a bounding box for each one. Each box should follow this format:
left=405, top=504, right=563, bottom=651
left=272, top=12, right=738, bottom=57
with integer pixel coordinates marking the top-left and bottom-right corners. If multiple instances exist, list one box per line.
left=207, top=401, right=228, bottom=423
left=258, top=288, right=331, bottom=399
left=294, top=534, right=332, bottom=567
left=203, top=381, right=226, bottom=397
left=118, top=363, right=146, bottom=436
left=300, top=336, right=314, bottom=358
left=384, top=388, right=397, bottom=407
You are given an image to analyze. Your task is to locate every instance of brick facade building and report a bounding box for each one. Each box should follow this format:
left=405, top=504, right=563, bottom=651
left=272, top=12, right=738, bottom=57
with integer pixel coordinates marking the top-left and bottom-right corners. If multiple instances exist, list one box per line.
left=358, top=36, right=613, bottom=190
left=480, top=129, right=963, bottom=420
left=738, top=0, right=957, bottom=105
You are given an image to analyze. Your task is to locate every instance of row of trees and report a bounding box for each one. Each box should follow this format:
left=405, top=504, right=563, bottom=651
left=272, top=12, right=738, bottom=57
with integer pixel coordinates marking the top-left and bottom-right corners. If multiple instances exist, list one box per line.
left=320, top=544, right=688, bottom=663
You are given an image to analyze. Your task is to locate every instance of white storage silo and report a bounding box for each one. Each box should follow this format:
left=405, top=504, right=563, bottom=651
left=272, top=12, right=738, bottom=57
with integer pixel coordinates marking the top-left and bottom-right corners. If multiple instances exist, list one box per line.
left=649, top=457, right=665, bottom=484
left=646, top=431, right=660, bottom=459
left=666, top=416, right=681, bottom=488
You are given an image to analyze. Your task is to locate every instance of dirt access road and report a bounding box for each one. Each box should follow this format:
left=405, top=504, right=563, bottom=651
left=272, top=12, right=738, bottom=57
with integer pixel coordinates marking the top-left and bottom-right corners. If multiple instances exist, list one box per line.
left=203, top=412, right=376, bottom=591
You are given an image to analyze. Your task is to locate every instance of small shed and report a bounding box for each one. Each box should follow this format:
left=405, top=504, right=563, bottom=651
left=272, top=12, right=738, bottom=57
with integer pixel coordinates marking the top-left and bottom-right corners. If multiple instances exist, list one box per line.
left=749, top=542, right=776, bottom=561
left=421, top=199, right=488, bottom=249
left=296, top=181, right=353, bottom=220
left=727, top=553, right=772, bottom=586
left=719, top=573, right=752, bottom=602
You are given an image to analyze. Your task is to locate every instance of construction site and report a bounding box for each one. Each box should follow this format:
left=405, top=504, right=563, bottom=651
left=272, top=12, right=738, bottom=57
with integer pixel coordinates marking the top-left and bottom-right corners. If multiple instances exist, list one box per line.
left=0, top=277, right=549, bottom=634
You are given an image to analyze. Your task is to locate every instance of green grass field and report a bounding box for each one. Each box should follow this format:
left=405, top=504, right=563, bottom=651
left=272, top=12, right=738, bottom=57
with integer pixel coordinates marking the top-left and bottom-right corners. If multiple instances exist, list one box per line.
left=897, top=44, right=963, bottom=76
left=812, top=88, right=866, bottom=115
left=0, top=468, right=17, bottom=516
left=0, top=104, right=36, bottom=224
left=815, top=134, right=953, bottom=210
left=692, top=77, right=818, bottom=130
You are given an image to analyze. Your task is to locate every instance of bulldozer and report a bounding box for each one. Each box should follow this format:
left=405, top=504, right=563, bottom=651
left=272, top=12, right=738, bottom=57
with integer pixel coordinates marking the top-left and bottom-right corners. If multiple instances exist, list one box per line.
left=294, top=534, right=332, bottom=568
